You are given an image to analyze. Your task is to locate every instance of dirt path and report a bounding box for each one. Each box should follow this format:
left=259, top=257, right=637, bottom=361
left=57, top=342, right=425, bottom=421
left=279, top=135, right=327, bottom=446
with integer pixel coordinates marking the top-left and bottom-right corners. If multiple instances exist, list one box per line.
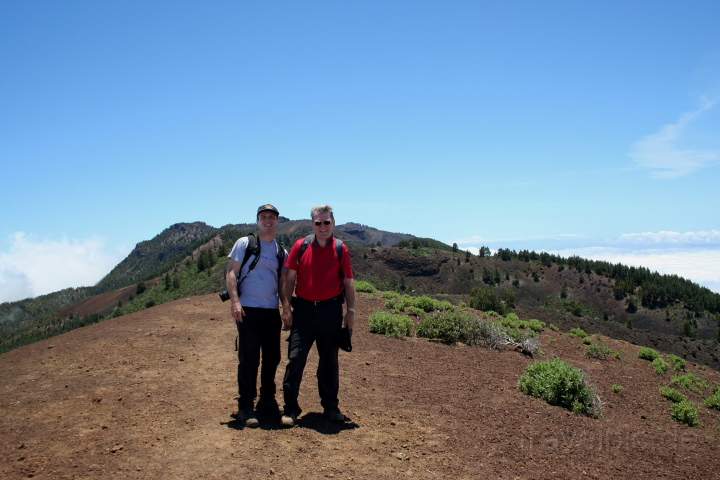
left=1, top=293, right=719, bottom=479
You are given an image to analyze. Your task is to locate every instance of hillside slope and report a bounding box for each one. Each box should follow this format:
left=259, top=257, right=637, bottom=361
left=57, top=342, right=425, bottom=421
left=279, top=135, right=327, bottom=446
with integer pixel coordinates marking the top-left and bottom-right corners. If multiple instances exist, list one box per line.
left=1, top=293, right=719, bottom=479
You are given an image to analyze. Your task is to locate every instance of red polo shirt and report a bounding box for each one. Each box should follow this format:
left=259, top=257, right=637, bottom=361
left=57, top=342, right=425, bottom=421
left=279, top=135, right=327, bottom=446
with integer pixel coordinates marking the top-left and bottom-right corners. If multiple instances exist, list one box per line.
left=285, top=236, right=354, bottom=301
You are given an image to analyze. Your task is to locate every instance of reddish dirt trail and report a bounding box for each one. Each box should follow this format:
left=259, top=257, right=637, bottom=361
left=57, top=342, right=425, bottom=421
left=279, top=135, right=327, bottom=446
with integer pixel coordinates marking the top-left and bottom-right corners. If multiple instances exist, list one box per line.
left=1, top=293, right=719, bottom=480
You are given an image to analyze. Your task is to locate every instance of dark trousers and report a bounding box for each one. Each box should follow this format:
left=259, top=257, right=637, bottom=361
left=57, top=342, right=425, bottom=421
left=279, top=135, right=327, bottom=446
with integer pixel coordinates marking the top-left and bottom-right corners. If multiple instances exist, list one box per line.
left=236, top=307, right=281, bottom=410
left=282, top=297, right=343, bottom=415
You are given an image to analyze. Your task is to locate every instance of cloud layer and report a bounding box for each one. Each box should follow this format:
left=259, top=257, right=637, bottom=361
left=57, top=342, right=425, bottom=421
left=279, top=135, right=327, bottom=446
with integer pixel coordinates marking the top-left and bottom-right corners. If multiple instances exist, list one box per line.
left=550, top=247, right=720, bottom=293
left=629, top=99, right=719, bottom=178
left=0, top=233, right=128, bottom=303
left=455, top=229, right=720, bottom=293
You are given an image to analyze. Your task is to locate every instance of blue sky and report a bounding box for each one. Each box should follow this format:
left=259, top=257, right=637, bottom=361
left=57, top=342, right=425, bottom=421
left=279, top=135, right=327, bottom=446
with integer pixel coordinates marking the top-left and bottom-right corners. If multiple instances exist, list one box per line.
left=2, top=0, right=719, bottom=301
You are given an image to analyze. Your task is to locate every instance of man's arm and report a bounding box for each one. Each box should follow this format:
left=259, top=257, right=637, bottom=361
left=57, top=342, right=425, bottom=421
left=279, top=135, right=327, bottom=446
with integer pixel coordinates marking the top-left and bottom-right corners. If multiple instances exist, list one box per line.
left=343, top=278, right=356, bottom=330
left=226, top=260, right=245, bottom=323
left=280, top=269, right=297, bottom=330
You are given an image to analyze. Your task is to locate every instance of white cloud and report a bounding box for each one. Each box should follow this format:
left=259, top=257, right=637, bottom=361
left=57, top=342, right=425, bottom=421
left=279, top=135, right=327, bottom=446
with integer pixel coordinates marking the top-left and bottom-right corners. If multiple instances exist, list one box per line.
left=0, top=233, right=128, bottom=303
left=551, top=247, right=720, bottom=293
left=453, top=233, right=584, bottom=247
left=629, top=98, right=720, bottom=178
left=619, top=229, right=720, bottom=246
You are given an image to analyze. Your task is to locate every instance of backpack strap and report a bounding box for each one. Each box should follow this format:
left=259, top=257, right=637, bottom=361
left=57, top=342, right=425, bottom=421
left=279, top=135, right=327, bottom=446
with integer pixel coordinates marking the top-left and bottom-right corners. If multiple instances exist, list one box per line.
left=237, top=234, right=261, bottom=293
left=298, top=234, right=314, bottom=260
left=297, top=234, right=345, bottom=279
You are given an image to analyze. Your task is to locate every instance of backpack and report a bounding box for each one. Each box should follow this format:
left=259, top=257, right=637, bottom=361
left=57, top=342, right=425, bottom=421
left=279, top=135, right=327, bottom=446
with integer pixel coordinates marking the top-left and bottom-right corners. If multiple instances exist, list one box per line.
left=236, top=233, right=287, bottom=294
left=297, top=234, right=345, bottom=279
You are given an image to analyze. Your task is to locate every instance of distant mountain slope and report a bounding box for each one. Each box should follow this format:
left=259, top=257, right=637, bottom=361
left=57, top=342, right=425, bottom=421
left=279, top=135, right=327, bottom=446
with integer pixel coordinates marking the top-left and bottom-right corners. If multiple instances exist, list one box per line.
left=3, top=218, right=719, bottom=369
left=96, top=222, right=217, bottom=292
left=0, top=220, right=430, bottom=354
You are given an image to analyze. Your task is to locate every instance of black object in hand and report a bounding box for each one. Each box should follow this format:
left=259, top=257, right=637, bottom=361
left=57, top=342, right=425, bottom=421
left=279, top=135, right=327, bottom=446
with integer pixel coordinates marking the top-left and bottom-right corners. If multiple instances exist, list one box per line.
left=338, top=327, right=353, bottom=352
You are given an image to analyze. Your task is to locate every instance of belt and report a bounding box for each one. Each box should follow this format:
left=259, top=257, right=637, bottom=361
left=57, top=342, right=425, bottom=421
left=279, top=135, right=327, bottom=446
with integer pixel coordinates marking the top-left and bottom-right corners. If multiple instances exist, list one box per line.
left=293, top=294, right=344, bottom=307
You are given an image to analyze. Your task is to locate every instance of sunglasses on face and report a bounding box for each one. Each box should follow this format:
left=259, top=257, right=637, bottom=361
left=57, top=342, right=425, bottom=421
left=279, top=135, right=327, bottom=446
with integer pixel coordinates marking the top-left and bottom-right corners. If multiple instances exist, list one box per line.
left=313, top=220, right=332, bottom=226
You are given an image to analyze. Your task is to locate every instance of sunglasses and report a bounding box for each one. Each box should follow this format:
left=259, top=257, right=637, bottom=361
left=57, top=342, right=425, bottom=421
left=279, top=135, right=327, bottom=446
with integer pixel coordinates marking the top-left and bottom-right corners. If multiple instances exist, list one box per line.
left=313, top=220, right=332, bottom=226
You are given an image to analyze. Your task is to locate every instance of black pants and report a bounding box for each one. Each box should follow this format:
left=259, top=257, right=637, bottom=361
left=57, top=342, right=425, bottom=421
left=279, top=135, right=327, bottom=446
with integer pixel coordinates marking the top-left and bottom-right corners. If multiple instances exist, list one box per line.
left=236, top=307, right=281, bottom=410
left=282, top=297, right=343, bottom=415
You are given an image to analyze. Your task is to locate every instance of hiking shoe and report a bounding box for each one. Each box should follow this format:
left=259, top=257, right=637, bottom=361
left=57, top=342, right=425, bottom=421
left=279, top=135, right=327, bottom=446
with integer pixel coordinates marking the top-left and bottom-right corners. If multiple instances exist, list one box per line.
left=280, top=412, right=297, bottom=428
left=323, top=409, right=347, bottom=423
left=235, top=408, right=259, bottom=428
left=256, top=397, right=281, bottom=419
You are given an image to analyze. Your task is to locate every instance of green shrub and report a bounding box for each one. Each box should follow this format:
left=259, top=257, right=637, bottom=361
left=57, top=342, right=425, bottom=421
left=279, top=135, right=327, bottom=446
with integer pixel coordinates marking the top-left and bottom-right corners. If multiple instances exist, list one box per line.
left=638, top=347, right=660, bottom=361
left=385, top=294, right=453, bottom=314
left=671, top=373, right=709, bottom=394
left=404, top=306, right=425, bottom=317
left=660, top=386, right=687, bottom=403
left=497, top=313, right=545, bottom=341
left=469, top=286, right=508, bottom=314
left=413, top=295, right=454, bottom=313
left=518, top=358, right=601, bottom=417
left=382, top=290, right=400, bottom=299
left=671, top=399, right=700, bottom=427
left=527, top=319, right=545, bottom=332
left=667, top=354, right=686, bottom=371
left=368, top=311, right=413, bottom=338
left=586, top=342, right=618, bottom=361
left=417, top=310, right=481, bottom=345
left=355, top=280, right=377, bottom=293
left=583, top=337, right=592, bottom=345
left=611, top=384, right=623, bottom=394
left=652, top=357, right=669, bottom=375
left=569, top=328, right=588, bottom=338
left=704, top=387, right=720, bottom=411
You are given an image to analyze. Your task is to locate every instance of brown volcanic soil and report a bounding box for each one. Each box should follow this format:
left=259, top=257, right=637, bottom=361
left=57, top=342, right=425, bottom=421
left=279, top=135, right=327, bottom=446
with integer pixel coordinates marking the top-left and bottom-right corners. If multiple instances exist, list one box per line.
left=2, top=293, right=720, bottom=480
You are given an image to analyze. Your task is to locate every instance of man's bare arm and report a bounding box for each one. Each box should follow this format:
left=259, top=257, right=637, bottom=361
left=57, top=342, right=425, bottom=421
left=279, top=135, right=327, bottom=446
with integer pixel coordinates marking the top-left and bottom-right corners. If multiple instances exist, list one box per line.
left=226, top=260, right=245, bottom=323
left=343, top=278, right=356, bottom=330
left=281, top=269, right=297, bottom=329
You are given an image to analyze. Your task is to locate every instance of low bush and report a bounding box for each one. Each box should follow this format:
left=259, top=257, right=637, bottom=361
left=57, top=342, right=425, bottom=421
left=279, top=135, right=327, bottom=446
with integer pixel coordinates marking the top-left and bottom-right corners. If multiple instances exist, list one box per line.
left=671, top=399, right=700, bottom=427
left=385, top=294, right=454, bottom=314
left=497, top=313, right=545, bottom=342
left=611, top=384, right=623, bottom=394
left=417, top=310, right=480, bottom=345
left=355, top=280, right=377, bottom=293
left=469, top=286, right=512, bottom=315
left=413, top=296, right=454, bottom=313
left=652, top=357, right=669, bottom=375
left=671, top=373, right=709, bottom=394
left=660, top=386, right=687, bottom=403
left=667, top=354, right=686, bottom=371
left=703, top=387, right=720, bottom=411
left=638, top=347, right=660, bottom=361
left=368, top=311, right=413, bottom=338
left=583, top=337, right=592, bottom=345
left=382, top=290, right=401, bottom=300
left=518, top=358, right=601, bottom=417
left=527, top=319, right=545, bottom=332
left=586, top=342, right=619, bottom=361
left=404, top=306, right=425, bottom=317
left=569, top=328, right=588, bottom=338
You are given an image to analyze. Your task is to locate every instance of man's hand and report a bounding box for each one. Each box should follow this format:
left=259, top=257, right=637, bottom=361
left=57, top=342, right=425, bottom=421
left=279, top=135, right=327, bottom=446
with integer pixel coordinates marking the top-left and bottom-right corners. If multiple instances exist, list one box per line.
left=281, top=305, right=293, bottom=331
left=343, top=309, right=355, bottom=331
left=231, top=301, right=245, bottom=324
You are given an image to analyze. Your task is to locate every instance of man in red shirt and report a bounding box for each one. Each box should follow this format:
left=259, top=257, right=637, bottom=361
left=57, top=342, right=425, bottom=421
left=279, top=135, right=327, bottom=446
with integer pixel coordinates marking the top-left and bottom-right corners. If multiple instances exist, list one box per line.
left=280, top=205, right=356, bottom=427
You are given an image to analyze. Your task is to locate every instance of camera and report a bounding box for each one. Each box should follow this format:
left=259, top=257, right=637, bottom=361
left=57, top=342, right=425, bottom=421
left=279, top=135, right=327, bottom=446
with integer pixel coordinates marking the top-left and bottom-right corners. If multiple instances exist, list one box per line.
left=218, top=290, right=230, bottom=302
